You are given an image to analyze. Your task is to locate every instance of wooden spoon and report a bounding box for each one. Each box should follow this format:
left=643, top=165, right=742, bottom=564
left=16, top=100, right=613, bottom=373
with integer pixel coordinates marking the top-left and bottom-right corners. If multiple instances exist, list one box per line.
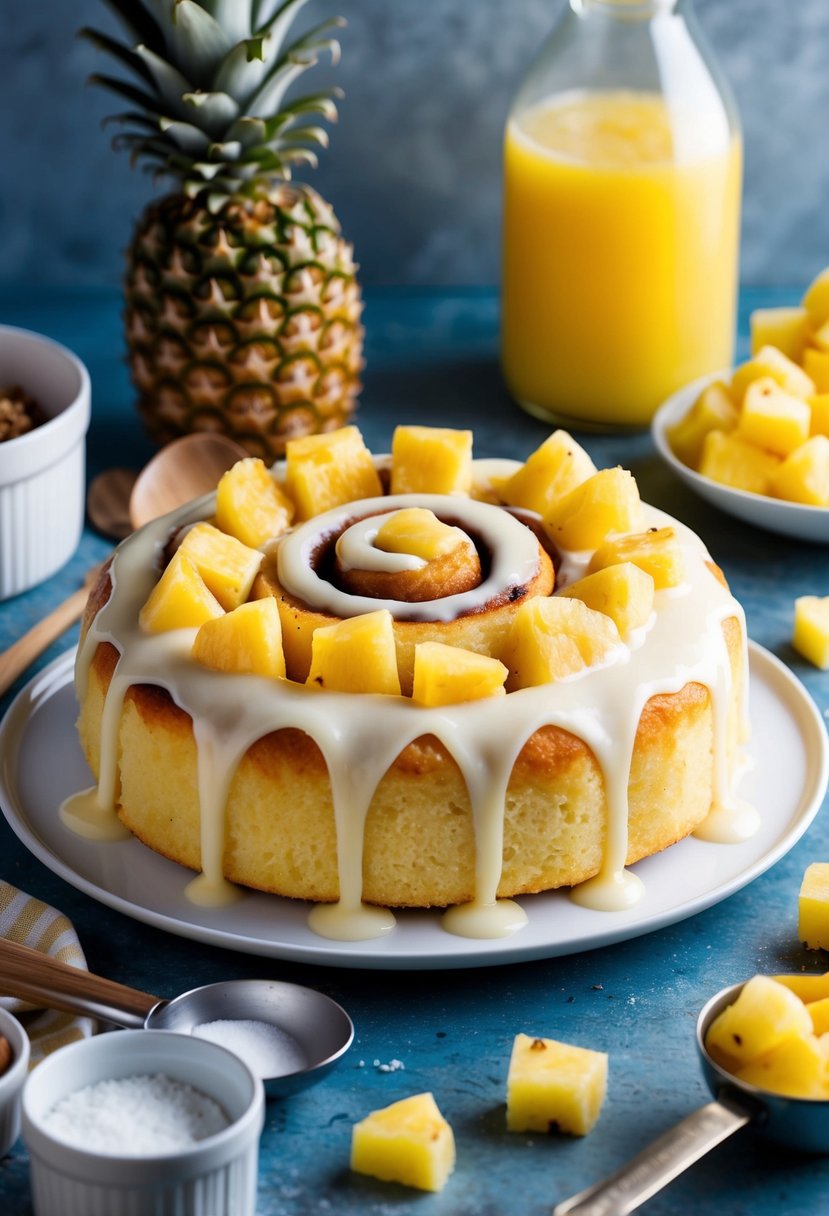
left=86, top=467, right=138, bottom=540
left=129, top=432, right=247, bottom=531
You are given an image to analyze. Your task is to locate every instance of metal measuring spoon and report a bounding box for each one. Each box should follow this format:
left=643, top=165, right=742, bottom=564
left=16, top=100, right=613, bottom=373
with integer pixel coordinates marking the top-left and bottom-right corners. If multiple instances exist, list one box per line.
left=555, top=978, right=829, bottom=1216
left=0, top=937, right=353, bottom=1098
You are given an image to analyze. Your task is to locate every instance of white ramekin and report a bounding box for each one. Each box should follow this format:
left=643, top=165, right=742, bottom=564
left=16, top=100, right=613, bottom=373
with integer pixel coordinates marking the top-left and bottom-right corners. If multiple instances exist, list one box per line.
left=0, top=324, right=91, bottom=600
left=22, top=1029, right=265, bottom=1216
left=0, top=1006, right=30, bottom=1156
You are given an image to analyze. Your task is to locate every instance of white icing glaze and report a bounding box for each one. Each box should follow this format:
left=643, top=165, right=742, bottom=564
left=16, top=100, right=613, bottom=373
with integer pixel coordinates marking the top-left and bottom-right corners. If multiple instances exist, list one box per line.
left=74, top=474, right=752, bottom=941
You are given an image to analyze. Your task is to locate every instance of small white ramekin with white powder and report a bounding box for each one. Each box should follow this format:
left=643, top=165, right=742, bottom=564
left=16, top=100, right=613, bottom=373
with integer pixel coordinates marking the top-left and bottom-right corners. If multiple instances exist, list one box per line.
left=21, top=1029, right=264, bottom=1216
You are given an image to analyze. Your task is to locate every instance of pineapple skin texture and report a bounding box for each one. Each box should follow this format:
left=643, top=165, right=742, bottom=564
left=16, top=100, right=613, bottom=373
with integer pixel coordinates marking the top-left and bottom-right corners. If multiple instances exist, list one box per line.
left=125, top=187, right=364, bottom=461
left=506, top=1033, right=608, bottom=1136
left=350, top=1093, right=456, bottom=1192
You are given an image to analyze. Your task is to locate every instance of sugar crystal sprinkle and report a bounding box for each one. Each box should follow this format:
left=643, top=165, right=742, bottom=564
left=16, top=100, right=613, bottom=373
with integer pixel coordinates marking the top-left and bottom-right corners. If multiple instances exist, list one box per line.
left=42, top=1073, right=229, bottom=1154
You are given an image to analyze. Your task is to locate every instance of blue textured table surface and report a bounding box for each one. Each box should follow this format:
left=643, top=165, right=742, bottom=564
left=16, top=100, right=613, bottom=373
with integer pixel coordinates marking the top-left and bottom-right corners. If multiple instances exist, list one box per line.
left=1, top=286, right=828, bottom=1216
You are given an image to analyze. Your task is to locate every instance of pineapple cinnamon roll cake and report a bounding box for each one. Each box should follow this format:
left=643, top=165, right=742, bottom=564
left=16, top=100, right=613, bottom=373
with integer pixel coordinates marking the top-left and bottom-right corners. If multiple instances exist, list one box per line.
left=70, top=424, right=753, bottom=942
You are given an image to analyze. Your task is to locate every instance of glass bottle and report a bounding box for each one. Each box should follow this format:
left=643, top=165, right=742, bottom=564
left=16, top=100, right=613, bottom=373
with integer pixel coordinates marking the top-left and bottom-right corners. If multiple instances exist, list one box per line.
left=501, top=0, right=742, bottom=430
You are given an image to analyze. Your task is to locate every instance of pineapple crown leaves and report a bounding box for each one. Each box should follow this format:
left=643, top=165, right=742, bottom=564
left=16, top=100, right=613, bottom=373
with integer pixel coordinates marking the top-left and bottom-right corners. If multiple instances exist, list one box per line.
left=81, top=0, right=344, bottom=204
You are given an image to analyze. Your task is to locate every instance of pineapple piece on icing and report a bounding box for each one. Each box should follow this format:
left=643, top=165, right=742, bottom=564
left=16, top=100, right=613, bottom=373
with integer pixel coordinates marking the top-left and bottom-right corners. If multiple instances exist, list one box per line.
left=730, top=345, right=815, bottom=404
left=506, top=1033, right=608, bottom=1136
left=307, top=610, right=400, bottom=695
left=749, top=306, right=810, bottom=363
left=792, top=596, right=829, bottom=669
left=735, top=1032, right=827, bottom=1099
left=390, top=425, right=473, bottom=496
left=543, top=467, right=641, bottom=551
left=736, top=378, right=811, bottom=458
left=501, top=597, right=621, bottom=689
left=704, top=976, right=813, bottom=1072
left=350, top=1092, right=455, bottom=1192
left=375, top=508, right=465, bottom=561
left=799, top=863, right=829, bottom=949
left=139, top=552, right=224, bottom=634
left=285, top=426, right=382, bottom=520
left=698, top=430, right=781, bottom=495
left=667, top=381, right=738, bottom=470
left=770, top=436, right=829, bottom=506
left=215, top=457, right=294, bottom=548
left=559, top=563, right=654, bottom=638
left=498, top=430, right=596, bottom=517
left=192, top=598, right=285, bottom=679
left=588, top=526, right=685, bottom=590
left=177, top=522, right=263, bottom=610
left=411, top=642, right=507, bottom=706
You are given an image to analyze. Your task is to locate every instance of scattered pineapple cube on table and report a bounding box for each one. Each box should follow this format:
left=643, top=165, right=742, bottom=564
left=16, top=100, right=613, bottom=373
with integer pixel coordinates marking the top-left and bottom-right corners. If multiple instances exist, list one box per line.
left=375, top=508, right=463, bottom=561
left=737, top=377, right=811, bottom=457
left=735, top=1032, right=827, bottom=1099
left=177, top=522, right=263, bottom=610
left=769, top=436, right=829, bottom=506
left=730, top=345, right=815, bottom=404
left=307, top=610, right=401, bottom=695
left=411, top=642, right=507, bottom=706
left=350, top=1092, right=455, bottom=1192
left=543, top=467, right=642, bottom=551
left=506, top=1033, right=608, bottom=1136
left=192, top=599, right=285, bottom=679
left=698, top=430, right=782, bottom=495
left=390, top=425, right=473, bottom=496
left=559, top=562, right=654, bottom=637
left=215, top=458, right=294, bottom=548
left=799, top=863, right=829, bottom=949
left=501, top=597, right=621, bottom=689
left=497, top=429, right=596, bottom=517
left=704, top=975, right=813, bottom=1071
left=792, top=596, right=829, bottom=669
left=139, top=552, right=225, bottom=634
left=587, top=527, right=685, bottom=590
left=667, top=381, right=738, bottom=469
left=750, top=306, right=810, bottom=362
left=285, top=427, right=382, bottom=520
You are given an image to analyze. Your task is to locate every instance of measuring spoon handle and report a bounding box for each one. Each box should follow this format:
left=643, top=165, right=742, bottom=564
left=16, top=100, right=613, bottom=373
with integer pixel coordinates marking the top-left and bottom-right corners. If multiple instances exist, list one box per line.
left=0, top=935, right=162, bottom=1029
left=553, top=1097, right=752, bottom=1216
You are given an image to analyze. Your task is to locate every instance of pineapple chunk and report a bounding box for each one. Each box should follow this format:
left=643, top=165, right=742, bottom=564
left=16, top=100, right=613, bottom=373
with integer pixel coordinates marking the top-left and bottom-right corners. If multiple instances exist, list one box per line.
left=772, top=973, right=829, bottom=1003
left=285, top=426, right=382, bottom=520
left=192, top=598, right=285, bottom=678
left=306, top=610, right=400, bottom=695
left=178, top=522, right=263, bottom=610
left=803, top=266, right=829, bottom=328
left=390, top=425, right=472, bottom=496
left=350, top=1093, right=455, bottom=1193
left=587, top=527, right=685, bottom=590
left=803, top=347, right=829, bottom=393
left=730, top=345, right=815, bottom=403
left=698, top=430, right=782, bottom=495
left=737, top=378, right=811, bottom=457
left=811, top=318, right=829, bottom=353
left=506, top=1033, right=608, bottom=1136
left=749, top=306, right=810, bottom=362
left=799, top=863, right=829, bottom=949
left=559, top=563, right=654, bottom=637
left=501, top=596, right=621, bottom=688
left=375, top=508, right=464, bottom=561
left=139, top=552, right=225, bottom=634
left=810, top=394, right=829, bottom=438
left=704, top=975, right=813, bottom=1071
left=792, top=596, right=829, bottom=669
left=769, top=436, right=829, bottom=506
left=411, top=642, right=507, bottom=706
left=735, top=1032, right=827, bottom=1099
left=543, top=467, right=642, bottom=552
left=667, top=381, right=738, bottom=469
left=215, top=457, right=294, bottom=548
left=498, top=430, right=596, bottom=517
left=807, top=998, right=829, bottom=1037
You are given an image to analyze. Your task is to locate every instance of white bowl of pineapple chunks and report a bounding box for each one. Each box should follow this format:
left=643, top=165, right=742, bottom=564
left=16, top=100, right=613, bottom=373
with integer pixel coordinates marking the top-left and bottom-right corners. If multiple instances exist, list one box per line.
left=653, top=267, right=829, bottom=543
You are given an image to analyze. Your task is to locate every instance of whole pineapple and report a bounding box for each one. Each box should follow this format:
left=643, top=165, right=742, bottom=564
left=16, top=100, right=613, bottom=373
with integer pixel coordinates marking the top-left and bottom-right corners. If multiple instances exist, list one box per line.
left=84, top=0, right=363, bottom=459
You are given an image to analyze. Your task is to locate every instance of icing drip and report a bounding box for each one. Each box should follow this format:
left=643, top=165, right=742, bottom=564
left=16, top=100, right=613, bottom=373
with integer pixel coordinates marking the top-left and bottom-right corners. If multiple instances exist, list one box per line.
left=73, top=479, right=753, bottom=941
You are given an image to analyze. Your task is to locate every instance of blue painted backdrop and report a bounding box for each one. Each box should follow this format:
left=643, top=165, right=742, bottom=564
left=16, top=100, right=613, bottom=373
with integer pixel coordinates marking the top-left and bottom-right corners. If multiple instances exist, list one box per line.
left=2, top=0, right=828, bottom=289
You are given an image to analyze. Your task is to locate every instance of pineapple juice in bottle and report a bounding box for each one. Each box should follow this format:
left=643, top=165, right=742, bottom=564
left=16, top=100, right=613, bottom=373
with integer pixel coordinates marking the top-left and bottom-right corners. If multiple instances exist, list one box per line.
left=501, top=0, right=742, bottom=430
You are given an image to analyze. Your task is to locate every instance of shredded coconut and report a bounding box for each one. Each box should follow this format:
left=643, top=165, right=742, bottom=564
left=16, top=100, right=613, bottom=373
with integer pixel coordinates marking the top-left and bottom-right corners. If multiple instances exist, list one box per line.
left=191, top=1018, right=308, bottom=1078
left=42, top=1073, right=228, bottom=1154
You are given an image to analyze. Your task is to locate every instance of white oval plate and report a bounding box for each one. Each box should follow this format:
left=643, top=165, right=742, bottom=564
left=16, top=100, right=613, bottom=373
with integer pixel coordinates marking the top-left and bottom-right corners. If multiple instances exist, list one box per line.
left=0, top=646, right=826, bottom=970
left=652, top=375, right=829, bottom=543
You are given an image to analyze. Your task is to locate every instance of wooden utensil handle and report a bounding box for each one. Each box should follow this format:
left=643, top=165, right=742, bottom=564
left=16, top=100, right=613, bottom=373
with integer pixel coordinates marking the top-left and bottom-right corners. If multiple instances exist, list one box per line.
left=0, top=936, right=161, bottom=1028
left=0, top=586, right=88, bottom=699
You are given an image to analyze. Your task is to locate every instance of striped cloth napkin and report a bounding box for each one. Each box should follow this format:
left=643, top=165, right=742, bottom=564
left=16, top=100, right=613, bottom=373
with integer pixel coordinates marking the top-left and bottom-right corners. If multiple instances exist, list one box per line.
left=0, top=882, right=96, bottom=1067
